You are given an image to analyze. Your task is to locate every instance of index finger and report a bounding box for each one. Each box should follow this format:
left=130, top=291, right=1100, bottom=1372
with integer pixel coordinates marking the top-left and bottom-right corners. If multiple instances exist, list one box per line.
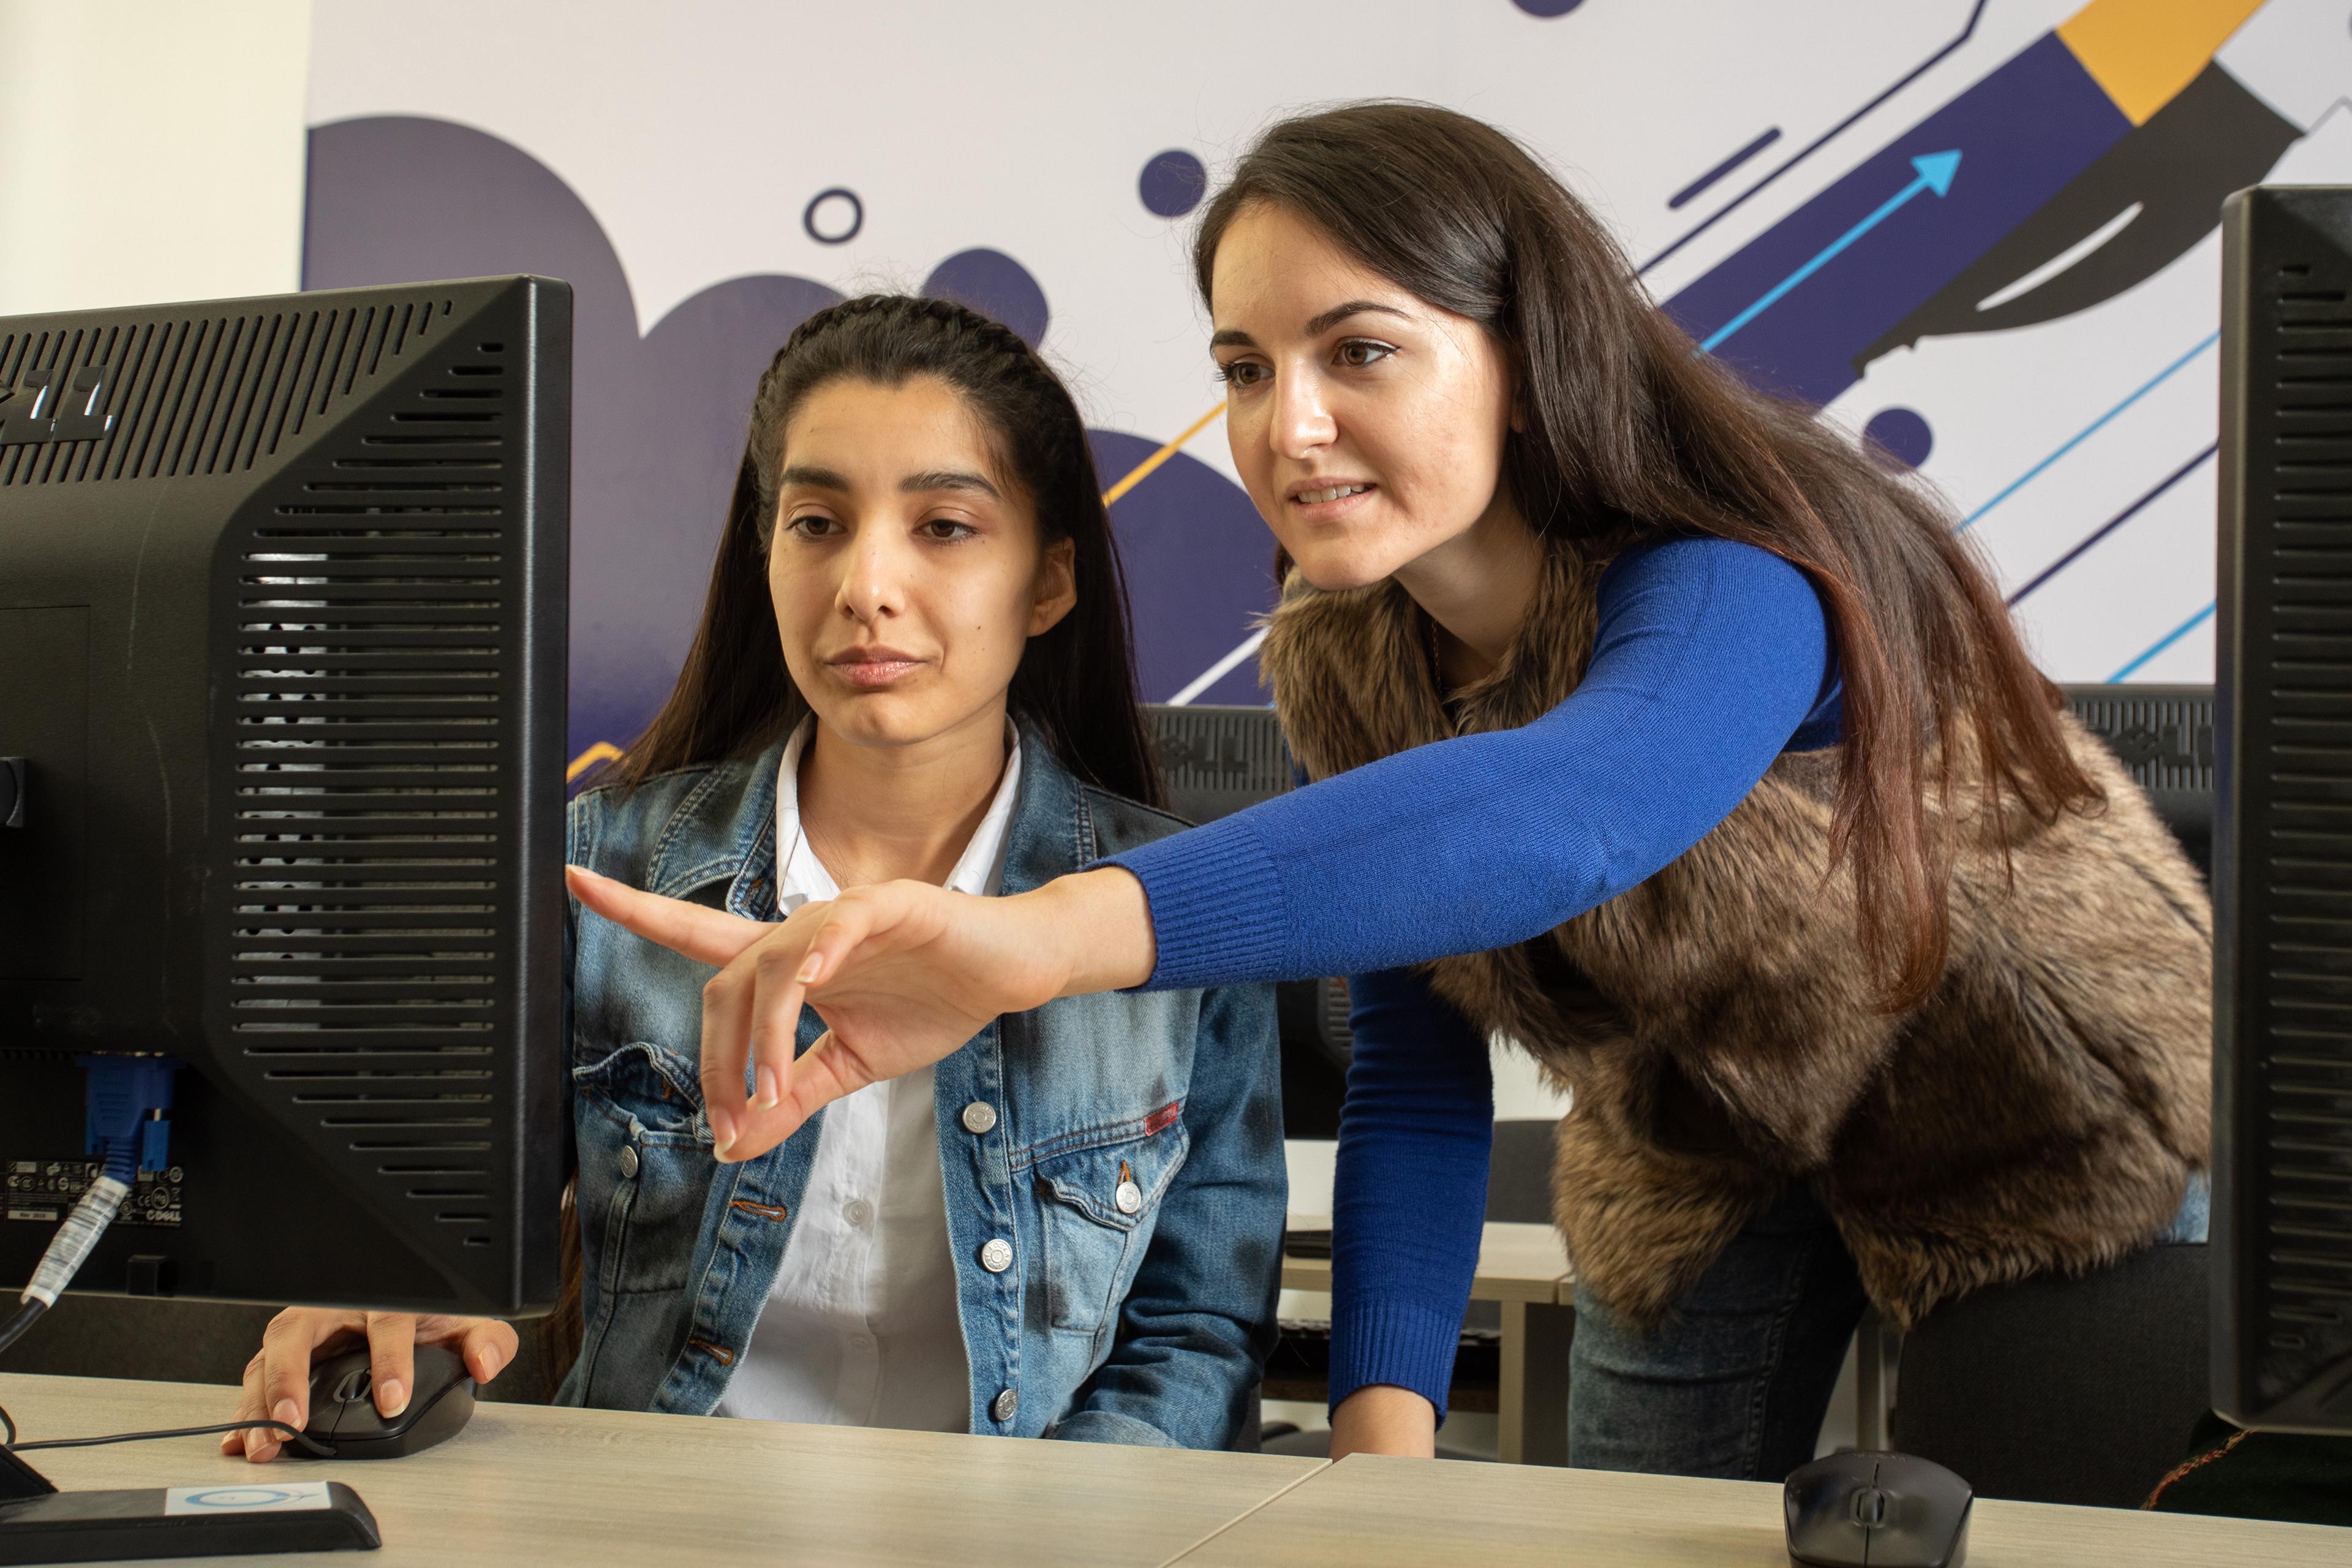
left=567, top=865, right=772, bottom=967
left=255, top=1309, right=361, bottom=1456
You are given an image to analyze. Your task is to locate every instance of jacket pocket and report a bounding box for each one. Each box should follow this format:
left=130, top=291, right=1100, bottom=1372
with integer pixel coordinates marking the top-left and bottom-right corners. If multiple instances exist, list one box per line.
left=1029, top=1106, right=1189, bottom=1340
left=572, top=1041, right=710, bottom=1298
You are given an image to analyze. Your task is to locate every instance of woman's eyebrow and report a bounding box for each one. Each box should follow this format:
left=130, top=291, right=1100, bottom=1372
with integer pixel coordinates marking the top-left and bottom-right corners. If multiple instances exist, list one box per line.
left=900, top=469, right=1001, bottom=499
left=777, top=463, right=850, bottom=491
left=1303, top=300, right=1411, bottom=336
left=1210, top=302, right=1414, bottom=352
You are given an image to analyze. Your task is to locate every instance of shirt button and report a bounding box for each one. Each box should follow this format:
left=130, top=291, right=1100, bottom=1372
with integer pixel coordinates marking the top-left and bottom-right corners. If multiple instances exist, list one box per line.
left=1115, top=1180, right=1142, bottom=1216
left=979, top=1237, right=1014, bottom=1273
left=618, top=1145, right=640, bottom=1180
left=960, top=1101, right=998, bottom=1135
left=843, top=1198, right=874, bottom=1227
left=990, top=1389, right=1018, bottom=1423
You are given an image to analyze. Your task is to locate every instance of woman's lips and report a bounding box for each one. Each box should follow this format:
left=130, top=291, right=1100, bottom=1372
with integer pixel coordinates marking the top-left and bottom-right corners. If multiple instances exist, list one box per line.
left=827, top=652, right=926, bottom=689
left=1287, top=481, right=1377, bottom=520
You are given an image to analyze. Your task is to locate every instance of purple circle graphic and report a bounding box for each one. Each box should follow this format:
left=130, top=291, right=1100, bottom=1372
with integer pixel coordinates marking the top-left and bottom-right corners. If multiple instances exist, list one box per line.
left=803, top=187, right=862, bottom=244
left=1863, top=407, right=1933, bottom=470
left=1139, top=150, right=1208, bottom=218
left=1513, top=0, right=1585, bottom=14
left=923, top=248, right=1049, bottom=347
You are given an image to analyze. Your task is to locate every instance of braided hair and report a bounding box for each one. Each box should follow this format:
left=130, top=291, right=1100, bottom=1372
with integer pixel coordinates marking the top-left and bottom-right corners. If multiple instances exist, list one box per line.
left=616, top=294, right=1162, bottom=807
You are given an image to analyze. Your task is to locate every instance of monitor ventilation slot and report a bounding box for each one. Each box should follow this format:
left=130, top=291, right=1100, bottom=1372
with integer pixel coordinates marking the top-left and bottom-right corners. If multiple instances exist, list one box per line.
left=2249, top=263, right=2352, bottom=1377
left=225, top=343, right=512, bottom=1256
left=0, top=298, right=454, bottom=486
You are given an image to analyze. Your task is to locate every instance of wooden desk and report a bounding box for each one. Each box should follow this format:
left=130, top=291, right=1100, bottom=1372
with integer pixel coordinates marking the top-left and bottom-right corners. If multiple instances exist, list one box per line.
left=1170, top=1451, right=2351, bottom=1567
left=0, top=1372, right=1322, bottom=1567
left=1284, top=1216, right=1575, bottom=1465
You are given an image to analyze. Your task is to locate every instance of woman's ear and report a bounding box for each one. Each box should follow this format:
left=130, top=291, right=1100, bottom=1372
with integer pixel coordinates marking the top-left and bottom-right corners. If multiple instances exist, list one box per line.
left=1028, top=537, right=1078, bottom=636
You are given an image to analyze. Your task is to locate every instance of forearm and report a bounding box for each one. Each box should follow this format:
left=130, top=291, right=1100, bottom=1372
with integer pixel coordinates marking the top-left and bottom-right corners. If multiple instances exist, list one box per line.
left=1107, top=539, right=1834, bottom=991
left=1327, top=970, right=1493, bottom=1422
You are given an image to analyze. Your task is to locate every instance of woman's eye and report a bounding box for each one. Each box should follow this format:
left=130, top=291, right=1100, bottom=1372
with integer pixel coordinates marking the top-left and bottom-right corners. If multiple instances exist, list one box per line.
left=919, top=518, right=977, bottom=541
left=1337, top=339, right=1396, bottom=369
left=1218, top=360, right=1269, bottom=389
left=785, top=514, right=839, bottom=539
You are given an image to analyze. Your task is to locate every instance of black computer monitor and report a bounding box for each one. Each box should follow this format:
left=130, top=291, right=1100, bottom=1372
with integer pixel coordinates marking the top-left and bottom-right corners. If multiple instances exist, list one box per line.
left=0, top=276, right=570, bottom=1321
left=2215, top=185, right=2352, bottom=1434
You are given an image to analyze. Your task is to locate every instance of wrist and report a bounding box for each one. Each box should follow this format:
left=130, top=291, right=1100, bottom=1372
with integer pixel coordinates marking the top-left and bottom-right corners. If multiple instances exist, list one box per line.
left=1026, top=867, right=1156, bottom=997
left=1330, top=1384, right=1438, bottom=1460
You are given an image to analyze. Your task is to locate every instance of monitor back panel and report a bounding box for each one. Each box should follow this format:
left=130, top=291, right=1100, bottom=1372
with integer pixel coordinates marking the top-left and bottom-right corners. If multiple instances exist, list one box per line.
left=0, top=277, right=568, bottom=1316
left=2216, top=186, right=2352, bottom=1433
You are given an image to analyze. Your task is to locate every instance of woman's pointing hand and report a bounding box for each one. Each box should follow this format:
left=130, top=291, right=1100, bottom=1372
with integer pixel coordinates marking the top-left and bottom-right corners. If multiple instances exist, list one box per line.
left=565, top=864, right=1156, bottom=1163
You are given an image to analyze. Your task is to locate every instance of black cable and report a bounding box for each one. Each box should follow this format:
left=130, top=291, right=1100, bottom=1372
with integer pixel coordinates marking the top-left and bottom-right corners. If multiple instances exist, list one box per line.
left=1, top=1411, right=335, bottom=1459
left=0, top=1298, right=46, bottom=1359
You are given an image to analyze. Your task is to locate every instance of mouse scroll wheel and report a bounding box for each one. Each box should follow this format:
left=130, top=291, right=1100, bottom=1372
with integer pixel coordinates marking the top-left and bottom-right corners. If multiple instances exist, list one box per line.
left=1849, top=1486, right=1890, bottom=1528
left=333, top=1367, right=373, bottom=1406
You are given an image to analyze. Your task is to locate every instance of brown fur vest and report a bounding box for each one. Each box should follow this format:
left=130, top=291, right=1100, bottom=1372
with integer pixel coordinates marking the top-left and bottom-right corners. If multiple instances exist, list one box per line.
left=1261, top=544, right=2212, bottom=1329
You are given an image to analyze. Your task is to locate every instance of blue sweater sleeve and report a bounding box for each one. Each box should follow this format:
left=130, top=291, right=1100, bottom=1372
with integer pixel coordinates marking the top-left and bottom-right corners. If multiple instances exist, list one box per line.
left=1110, top=537, right=1838, bottom=989
left=1327, top=967, right=1492, bottom=1420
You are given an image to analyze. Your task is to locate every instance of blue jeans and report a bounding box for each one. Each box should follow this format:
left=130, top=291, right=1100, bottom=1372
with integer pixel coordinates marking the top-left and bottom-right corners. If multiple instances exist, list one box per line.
left=1565, top=1176, right=2211, bottom=1480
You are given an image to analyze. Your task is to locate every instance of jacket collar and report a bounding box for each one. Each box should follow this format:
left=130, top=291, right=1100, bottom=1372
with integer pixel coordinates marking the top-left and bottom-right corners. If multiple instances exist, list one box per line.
left=639, top=722, right=1090, bottom=917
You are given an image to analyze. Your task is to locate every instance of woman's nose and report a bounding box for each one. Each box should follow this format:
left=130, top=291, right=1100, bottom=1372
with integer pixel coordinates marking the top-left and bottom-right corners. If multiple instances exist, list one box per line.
left=838, top=531, right=908, bottom=620
left=1270, top=369, right=1336, bottom=460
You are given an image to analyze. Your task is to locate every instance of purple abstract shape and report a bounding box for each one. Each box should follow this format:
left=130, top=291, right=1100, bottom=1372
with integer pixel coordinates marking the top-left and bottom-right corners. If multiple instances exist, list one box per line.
left=1090, top=431, right=1275, bottom=707
left=1665, top=34, right=2130, bottom=406
left=304, top=116, right=841, bottom=760
left=1139, top=150, right=1208, bottom=219
left=1514, top=0, right=1586, bottom=13
left=922, top=249, right=1050, bottom=347
left=1863, top=407, right=1933, bottom=469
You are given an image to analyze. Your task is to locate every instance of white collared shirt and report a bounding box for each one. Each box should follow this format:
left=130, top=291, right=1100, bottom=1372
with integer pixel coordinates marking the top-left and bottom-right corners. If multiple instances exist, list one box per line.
left=713, top=716, right=1023, bottom=1432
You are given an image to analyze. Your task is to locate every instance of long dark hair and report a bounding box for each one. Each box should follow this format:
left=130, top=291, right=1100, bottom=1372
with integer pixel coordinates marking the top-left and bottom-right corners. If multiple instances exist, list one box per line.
left=1196, top=103, right=2099, bottom=1008
left=611, top=293, right=1161, bottom=807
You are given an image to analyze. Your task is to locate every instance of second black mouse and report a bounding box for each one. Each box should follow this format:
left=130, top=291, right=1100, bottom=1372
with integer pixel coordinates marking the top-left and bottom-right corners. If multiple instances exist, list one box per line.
left=284, top=1343, right=477, bottom=1460
left=1785, top=1450, right=1972, bottom=1568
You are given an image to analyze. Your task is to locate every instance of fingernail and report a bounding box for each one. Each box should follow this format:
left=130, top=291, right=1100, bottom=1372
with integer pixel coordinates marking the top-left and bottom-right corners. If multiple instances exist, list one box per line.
left=273, top=1398, right=301, bottom=1431
left=478, top=1345, right=503, bottom=1379
left=755, top=1066, right=780, bottom=1109
left=796, top=956, right=821, bottom=984
left=709, top=1106, right=736, bottom=1159
left=377, top=1378, right=407, bottom=1417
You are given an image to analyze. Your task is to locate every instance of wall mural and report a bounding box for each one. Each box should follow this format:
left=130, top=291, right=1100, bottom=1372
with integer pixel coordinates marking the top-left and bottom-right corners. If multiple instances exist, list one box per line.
left=303, top=0, right=2352, bottom=783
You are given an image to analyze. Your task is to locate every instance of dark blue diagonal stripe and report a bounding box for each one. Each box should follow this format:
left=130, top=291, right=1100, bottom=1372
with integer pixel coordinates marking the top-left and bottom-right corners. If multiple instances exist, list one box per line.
left=2004, top=444, right=2218, bottom=608
left=1638, top=0, right=1988, bottom=274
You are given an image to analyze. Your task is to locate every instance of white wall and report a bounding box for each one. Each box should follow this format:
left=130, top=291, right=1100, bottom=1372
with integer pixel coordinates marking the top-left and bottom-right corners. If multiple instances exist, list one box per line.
left=0, top=0, right=311, bottom=317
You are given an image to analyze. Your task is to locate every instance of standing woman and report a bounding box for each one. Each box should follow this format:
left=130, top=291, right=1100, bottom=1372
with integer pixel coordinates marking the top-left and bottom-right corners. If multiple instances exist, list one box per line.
left=578, top=104, right=2212, bottom=1480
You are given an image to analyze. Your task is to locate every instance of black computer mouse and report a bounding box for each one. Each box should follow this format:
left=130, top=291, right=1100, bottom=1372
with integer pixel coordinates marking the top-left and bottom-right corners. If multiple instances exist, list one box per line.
left=282, top=1343, right=477, bottom=1460
left=1784, top=1450, right=1972, bottom=1568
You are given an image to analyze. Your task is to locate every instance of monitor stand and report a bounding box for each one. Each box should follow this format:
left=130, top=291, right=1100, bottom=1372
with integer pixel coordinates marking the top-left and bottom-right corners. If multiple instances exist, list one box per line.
left=0, top=1444, right=377, bottom=1561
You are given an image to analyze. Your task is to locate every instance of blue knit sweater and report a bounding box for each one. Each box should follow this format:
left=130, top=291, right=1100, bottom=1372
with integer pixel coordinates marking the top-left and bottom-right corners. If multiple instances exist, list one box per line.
left=1108, top=537, right=1841, bottom=1417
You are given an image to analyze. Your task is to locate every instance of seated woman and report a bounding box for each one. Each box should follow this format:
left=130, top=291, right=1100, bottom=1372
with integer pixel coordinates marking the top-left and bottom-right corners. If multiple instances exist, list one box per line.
left=225, top=294, right=1284, bottom=1454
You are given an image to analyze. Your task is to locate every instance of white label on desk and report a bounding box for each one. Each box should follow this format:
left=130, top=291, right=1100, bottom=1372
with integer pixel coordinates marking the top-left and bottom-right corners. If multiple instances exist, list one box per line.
left=164, top=1481, right=335, bottom=1515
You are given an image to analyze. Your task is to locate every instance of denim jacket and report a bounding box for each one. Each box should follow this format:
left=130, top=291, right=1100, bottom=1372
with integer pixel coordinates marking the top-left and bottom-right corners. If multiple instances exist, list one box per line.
left=554, top=732, right=1285, bottom=1449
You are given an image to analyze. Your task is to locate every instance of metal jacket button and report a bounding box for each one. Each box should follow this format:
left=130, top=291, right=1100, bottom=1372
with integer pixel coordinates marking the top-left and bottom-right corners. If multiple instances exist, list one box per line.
left=979, top=1237, right=1014, bottom=1273
left=1115, top=1180, right=1142, bottom=1215
left=618, top=1145, right=639, bottom=1179
left=960, top=1101, right=998, bottom=1134
left=991, top=1389, right=1018, bottom=1423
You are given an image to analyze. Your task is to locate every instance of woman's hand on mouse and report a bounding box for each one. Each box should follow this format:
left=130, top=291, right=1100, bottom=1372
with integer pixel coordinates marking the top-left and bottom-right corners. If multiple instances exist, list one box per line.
left=566, top=862, right=1155, bottom=1164
left=222, top=1308, right=516, bottom=1462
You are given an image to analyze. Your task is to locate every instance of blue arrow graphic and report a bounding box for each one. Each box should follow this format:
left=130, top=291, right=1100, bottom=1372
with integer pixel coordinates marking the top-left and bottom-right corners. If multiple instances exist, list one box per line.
left=1698, top=150, right=1961, bottom=355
